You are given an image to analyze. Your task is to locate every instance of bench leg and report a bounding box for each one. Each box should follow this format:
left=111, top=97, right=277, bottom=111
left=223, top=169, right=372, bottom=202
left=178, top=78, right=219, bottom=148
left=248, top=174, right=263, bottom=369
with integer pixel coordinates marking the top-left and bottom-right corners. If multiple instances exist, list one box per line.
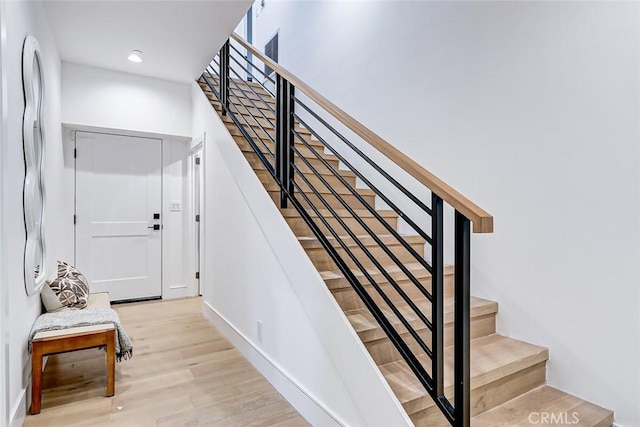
left=106, top=329, right=115, bottom=397
left=30, top=343, right=43, bottom=414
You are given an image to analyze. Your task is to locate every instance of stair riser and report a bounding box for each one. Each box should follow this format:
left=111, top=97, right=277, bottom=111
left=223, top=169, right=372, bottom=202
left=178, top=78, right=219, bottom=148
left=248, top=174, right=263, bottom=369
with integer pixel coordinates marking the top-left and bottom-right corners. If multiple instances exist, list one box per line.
left=364, top=313, right=497, bottom=366
left=256, top=170, right=357, bottom=196
left=304, top=241, right=425, bottom=271
left=268, top=191, right=376, bottom=213
left=234, top=137, right=337, bottom=163
left=199, top=75, right=267, bottom=93
left=214, top=102, right=275, bottom=119
left=225, top=117, right=313, bottom=138
left=285, top=214, right=398, bottom=238
left=202, top=85, right=273, bottom=105
left=225, top=115, right=277, bottom=133
left=410, top=362, right=547, bottom=425
left=243, top=151, right=340, bottom=174
left=331, top=273, right=454, bottom=311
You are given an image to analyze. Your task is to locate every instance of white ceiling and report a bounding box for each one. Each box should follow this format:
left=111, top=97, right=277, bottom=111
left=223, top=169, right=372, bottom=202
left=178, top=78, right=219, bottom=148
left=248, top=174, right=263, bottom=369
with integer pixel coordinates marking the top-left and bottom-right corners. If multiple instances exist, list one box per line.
left=44, top=0, right=252, bottom=83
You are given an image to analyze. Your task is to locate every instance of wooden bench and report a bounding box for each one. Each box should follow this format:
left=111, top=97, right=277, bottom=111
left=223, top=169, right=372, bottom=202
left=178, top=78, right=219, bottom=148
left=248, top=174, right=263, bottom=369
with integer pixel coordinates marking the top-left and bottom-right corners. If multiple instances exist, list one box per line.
left=30, top=292, right=115, bottom=415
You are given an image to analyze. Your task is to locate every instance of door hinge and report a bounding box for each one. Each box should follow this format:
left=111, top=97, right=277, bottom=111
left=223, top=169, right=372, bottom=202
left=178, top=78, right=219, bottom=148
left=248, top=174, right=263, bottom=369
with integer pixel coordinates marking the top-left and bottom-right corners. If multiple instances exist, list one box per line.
left=195, top=272, right=200, bottom=279
left=195, top=157, right=201, bottom=165
left=73, top=214, right=76, bottom=225
left=195, top=214, right=200, bottom=222
left=74, top=148, right=77, bottom=158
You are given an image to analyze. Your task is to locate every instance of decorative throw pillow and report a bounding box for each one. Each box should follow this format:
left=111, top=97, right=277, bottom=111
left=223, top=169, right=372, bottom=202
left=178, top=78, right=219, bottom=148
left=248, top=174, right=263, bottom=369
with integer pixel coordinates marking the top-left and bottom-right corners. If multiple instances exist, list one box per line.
left=41, top=261, right=90, bottom=311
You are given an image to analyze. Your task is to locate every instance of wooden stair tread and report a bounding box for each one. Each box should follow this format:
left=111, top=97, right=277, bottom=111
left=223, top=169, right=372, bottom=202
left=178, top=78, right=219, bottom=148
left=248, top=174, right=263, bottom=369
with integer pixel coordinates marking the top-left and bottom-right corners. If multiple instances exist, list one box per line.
left=281, top=208, right=394, bottom=218
left=298, top=233, right=424, bottom=249
left=345, top=296, right=498, bottom=338
left=264, top=182, right=375, bottom=197
left=239, top=145, right=339, bottom=163
left=258, top=167, right=356, bottom=180
left=379, top=334, right=549, bottom=413
left=320, top=262, right=453, bottom=291
left=472, top=385, right=613, bottom=427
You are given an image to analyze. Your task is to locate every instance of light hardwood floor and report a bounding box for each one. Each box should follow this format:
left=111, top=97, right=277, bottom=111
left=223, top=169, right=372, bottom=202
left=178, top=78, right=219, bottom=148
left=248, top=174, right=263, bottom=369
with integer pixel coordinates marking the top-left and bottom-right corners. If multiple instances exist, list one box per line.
left=24, top=297, right=309, bottom=427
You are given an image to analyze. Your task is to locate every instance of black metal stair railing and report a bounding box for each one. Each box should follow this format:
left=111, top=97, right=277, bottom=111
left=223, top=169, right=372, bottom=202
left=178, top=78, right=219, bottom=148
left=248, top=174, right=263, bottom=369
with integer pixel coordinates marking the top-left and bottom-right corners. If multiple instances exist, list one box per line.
left=199, top=34, right=487, bottom=427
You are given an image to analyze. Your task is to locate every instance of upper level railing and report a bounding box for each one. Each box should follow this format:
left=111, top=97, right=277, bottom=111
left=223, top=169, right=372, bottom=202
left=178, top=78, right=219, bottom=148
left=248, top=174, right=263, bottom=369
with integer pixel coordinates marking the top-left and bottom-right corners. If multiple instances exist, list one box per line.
left=201, top=33, right=494, bottom=427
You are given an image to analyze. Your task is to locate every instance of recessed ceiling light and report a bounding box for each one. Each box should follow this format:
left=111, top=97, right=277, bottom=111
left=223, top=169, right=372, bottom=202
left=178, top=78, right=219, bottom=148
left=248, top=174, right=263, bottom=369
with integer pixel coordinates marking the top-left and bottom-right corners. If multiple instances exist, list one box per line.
left=128, top=50, right=143, bottom=63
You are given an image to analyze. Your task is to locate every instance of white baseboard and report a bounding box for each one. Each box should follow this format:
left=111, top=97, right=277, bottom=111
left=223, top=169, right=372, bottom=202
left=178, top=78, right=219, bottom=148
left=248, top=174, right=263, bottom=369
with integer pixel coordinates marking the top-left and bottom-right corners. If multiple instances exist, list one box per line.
left=9, top=388, right=26, bottom=427
left=202, top=300, right=346, bottom=427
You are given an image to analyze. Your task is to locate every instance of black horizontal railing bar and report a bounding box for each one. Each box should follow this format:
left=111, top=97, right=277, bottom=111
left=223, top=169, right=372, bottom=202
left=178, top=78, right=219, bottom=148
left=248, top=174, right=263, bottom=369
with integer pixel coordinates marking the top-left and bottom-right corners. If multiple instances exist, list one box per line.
left=225, top=88, right=276, bottom=159
left=293, top=111, right=435, bottom=250
left=284, top=184, right=440, bottom=400
left=295, top=98, right=433, bottom=218
left=225, top=75, right=277, bottom=148
left=291, top=130, right=435, bottom=303
left=289, top=171, right=433, bottom=358
left=226, top=59, right=277, bottom=115
left=227, top=50, right=277, bottom=101
left=201, top=70, right=275, bottom=175
left=291, top=149, right=435, bottom=343
left=228, top=40, right=276, bottom=85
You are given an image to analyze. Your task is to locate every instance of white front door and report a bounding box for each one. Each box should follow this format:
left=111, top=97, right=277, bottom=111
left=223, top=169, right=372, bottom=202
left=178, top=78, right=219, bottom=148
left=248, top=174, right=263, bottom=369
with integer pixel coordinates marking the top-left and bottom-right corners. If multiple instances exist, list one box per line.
left=75, top=131, right=162, bottom=302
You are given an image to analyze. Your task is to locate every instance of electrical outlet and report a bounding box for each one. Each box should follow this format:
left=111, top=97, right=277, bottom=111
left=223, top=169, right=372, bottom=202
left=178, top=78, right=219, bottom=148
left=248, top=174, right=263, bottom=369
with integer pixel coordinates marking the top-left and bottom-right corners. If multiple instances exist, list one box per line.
left=257, top=320, right=263, bottom=342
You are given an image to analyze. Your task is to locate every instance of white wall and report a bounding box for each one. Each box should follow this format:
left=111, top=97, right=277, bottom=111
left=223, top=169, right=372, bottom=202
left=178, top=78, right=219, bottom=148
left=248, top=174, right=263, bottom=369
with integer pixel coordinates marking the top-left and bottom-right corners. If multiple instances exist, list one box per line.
left=192, top=82, right=413, bottom=427
left=62, top=62, right=192, bottom=138
left=253, top=2, right=640, bottom=426
left=61, top=63, right=196, bottom=301
left=1, top=1, right=67, bottom=424
left=0, top=1, right=8, bottom=425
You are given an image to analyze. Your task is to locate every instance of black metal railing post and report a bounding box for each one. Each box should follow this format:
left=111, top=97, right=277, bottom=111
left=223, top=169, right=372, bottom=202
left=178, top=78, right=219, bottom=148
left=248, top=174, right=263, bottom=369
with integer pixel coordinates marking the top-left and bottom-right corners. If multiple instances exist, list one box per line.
left=454, top=210, right=471, bottom=427
left=220, top=40, right=230, bottom=115
left=431, top=194, right=445, bottom=399
left=276, top=75, right=295, bottom=208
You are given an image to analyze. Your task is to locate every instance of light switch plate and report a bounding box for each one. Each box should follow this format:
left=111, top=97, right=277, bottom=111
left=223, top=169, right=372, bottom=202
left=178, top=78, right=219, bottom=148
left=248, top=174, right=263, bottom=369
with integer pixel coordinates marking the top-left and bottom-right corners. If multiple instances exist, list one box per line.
left=170, top=200, right=181, bottom=212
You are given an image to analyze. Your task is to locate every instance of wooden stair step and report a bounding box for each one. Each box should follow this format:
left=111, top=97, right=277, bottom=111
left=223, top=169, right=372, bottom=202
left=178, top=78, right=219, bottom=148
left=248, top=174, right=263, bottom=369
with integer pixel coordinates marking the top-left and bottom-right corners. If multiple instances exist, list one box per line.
left=282, top=207, right=398, bottom=238
left=320, top=262, right=451, bottom=292
left=281, top=207, right=393, bottom=219
left=240, top=145, right=339, bottom=165
left=380, top=334, right=548, bottom=417
left=299, top=234, right=426, bottom=272
left=201, top=76, right=270, bottom=92
left=471, top=385, right=613, bottom=427
left=262, top=179, right=374, bottom=197
left=298, top=233, right=424, bottom=250
left=234, top=136, right=335, bottom=161
left=227, top=122, right=316, bottom=141
left=345, top=296, right=498, bottom=343
left=262, top=167, right=355, bottom=181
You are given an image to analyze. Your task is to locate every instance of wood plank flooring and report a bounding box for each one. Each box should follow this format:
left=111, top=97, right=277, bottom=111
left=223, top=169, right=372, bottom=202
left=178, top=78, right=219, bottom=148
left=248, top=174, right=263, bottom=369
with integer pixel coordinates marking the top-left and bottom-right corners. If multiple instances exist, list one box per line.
left=24, top=297, right=309, bottom=427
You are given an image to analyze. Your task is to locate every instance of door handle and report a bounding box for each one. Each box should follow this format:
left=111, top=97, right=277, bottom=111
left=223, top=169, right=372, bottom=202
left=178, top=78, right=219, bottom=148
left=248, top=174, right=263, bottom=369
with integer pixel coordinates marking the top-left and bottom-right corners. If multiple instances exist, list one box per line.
left=148, top=224, right=160, bottom=230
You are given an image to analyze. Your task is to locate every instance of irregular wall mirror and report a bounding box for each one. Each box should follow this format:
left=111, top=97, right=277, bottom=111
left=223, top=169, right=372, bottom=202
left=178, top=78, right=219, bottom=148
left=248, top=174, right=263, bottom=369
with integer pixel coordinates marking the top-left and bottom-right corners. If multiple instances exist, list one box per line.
left=23, top=35, right=47, bottom=295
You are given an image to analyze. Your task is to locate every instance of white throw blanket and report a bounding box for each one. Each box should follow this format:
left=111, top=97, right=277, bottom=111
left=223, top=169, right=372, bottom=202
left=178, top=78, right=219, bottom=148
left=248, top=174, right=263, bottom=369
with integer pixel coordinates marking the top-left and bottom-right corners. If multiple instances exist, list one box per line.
left=29, top=308, right=133, bottom=362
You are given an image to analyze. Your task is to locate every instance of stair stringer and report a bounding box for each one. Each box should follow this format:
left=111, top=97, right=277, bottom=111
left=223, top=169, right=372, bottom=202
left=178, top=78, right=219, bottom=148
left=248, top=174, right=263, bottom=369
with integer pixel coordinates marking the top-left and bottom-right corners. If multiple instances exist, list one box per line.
left=194, top=85, right=413, bottom=427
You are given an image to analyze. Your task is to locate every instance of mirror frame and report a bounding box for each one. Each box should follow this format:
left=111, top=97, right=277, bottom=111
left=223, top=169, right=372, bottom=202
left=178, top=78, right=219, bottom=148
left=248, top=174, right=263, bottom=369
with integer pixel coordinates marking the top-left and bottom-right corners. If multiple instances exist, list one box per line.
left=22, top=35, right=47, bottom=296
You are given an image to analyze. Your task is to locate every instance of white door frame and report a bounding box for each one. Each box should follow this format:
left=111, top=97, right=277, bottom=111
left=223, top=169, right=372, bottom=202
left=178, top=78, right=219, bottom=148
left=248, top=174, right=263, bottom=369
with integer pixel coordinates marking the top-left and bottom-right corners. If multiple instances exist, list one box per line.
left=0, top=0, right=9, bottom=424
left=188, top=133, right=205, bottom=296
left=74, top=130, right=163, bottom=302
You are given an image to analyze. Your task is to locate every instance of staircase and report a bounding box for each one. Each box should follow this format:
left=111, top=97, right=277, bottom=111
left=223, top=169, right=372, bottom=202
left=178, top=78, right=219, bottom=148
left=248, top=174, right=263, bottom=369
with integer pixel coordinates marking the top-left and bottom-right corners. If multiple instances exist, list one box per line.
left=198, top=35, right=614, bottom=427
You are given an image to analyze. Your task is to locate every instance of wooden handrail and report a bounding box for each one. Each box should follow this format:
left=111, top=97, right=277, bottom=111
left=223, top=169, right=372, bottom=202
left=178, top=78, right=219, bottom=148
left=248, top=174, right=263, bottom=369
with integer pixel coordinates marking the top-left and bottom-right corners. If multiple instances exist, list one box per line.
left=230, top=33, right=493, bottom=233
